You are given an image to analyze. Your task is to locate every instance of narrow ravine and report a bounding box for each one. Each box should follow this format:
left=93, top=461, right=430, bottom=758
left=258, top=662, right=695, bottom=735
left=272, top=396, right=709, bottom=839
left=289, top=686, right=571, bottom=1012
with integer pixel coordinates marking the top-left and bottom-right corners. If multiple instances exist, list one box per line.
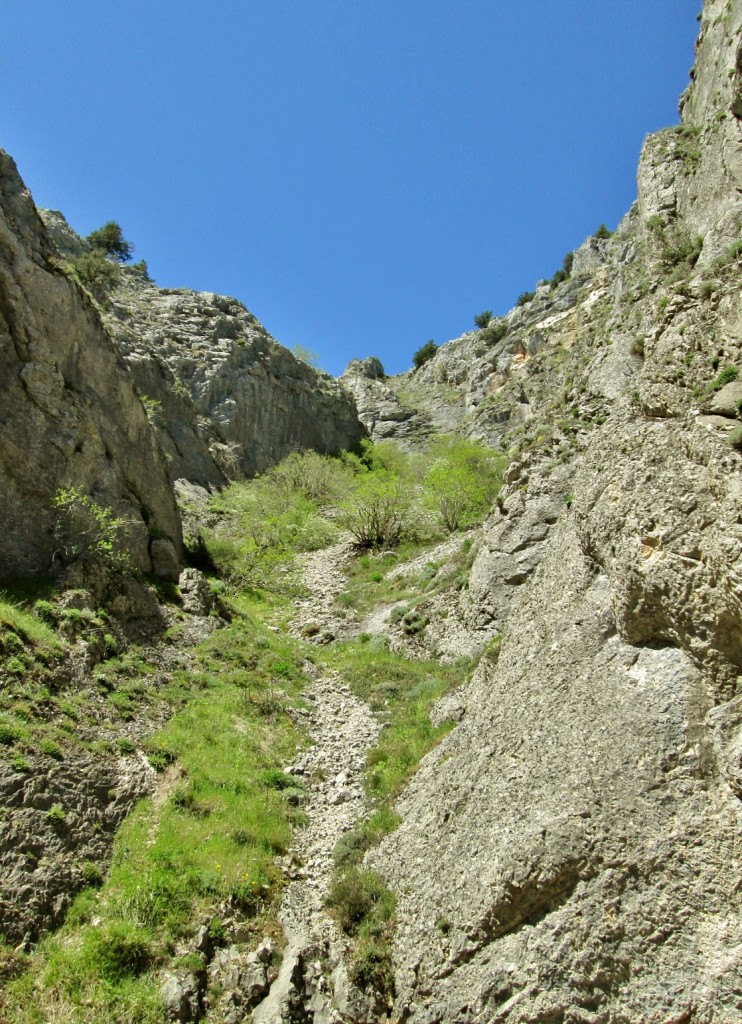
left=253, top=550, right=381, bottom=1023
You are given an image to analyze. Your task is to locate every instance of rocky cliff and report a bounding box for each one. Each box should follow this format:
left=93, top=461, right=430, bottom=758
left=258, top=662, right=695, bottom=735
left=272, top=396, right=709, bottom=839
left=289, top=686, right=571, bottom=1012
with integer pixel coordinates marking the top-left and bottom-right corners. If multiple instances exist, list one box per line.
left=0, top=151, right=182, bottom=577
left=43, top=212, right=365, bottom=488
left=364, top=2, right=742, bottom=1020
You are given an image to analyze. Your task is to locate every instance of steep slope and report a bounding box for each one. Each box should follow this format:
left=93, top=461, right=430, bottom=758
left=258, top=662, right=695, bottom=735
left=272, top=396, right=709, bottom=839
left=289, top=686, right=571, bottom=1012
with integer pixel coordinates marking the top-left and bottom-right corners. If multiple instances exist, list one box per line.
left=0, top=151, right=182, bottom=577
left=363, top=2, right=742, bottom=1020
left=43, top=212, right=366, bottom=488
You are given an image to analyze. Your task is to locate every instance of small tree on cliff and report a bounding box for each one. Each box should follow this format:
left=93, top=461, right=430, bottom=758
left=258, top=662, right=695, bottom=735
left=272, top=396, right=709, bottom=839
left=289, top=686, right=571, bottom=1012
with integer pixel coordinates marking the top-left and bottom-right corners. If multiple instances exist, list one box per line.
left=86, top=221, right=134, bottom=262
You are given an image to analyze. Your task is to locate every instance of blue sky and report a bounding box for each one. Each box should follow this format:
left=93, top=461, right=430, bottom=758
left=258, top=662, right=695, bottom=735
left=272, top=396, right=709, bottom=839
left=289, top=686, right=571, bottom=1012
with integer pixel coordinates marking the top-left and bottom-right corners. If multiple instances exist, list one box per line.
left=2, top=2, right=700, bottom=376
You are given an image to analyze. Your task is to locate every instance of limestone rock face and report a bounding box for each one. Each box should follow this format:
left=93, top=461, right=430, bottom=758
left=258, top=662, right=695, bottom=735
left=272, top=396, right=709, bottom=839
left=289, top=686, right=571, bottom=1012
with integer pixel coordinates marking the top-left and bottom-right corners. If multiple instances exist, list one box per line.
left=0, top=750, right=153, bottom=944
left=365, top=3, right=742, bottom=1019
left=92, top=255, right=365, bottom=486
left=0, top=151, right=182, bottom=576
left=340, top=356, right=430, bottom=444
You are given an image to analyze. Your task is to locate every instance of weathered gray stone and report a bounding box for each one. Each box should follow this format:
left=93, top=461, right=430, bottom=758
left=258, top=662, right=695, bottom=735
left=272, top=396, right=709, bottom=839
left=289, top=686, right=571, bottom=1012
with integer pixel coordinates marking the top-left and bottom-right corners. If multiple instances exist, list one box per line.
left=0, top=151, right=183, bottom=577
left=101, top=275, right=366, bottom=486
left=150, top=536, right=181, bottom=581
left=178, top=568, right=214, bottom=616
left=703, top=378, right=742, bottom=416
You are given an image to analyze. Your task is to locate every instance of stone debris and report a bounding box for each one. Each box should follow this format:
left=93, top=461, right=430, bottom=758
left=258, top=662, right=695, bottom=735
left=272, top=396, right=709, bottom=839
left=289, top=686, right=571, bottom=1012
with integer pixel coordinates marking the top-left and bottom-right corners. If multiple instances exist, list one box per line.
left=254, top=612, right=381, bottom=1022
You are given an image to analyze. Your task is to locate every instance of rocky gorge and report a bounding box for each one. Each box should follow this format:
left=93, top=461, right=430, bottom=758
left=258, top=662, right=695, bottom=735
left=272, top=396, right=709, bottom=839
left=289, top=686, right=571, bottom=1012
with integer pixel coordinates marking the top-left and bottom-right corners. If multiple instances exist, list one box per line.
left=1, top=1, right=741, bottom=1021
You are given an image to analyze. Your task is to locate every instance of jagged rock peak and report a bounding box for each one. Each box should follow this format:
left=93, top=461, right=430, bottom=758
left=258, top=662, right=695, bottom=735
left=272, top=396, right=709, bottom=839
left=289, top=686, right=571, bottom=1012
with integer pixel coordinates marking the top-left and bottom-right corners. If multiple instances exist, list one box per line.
left=342, top=355, right=386, bottom=380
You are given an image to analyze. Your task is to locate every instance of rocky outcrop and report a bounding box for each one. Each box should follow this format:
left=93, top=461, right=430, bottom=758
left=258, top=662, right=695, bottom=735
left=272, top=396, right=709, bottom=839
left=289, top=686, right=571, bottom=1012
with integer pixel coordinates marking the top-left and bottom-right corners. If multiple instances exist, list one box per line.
left=340, top=357, right=434, bottom=445
left=0, top=750, right=153, bottom=944
left=0, top=151, right=182, bottom=577
left=101, top=275, right=366, bottom=486
left=28, top=219, right=367, bottom=487
left=365, top=2, right=742, bottom=1019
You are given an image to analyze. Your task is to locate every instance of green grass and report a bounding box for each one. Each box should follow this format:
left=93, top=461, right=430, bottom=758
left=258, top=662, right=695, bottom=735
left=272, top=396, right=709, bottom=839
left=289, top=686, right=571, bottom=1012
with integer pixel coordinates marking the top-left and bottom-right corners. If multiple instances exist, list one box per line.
left=0, top=590, right=64, bottom=655
left=335, top=545, right=424, bottom=615
left=1, top=607, right=309, bottom=1023
left=325, top=640, right=470, bottom=806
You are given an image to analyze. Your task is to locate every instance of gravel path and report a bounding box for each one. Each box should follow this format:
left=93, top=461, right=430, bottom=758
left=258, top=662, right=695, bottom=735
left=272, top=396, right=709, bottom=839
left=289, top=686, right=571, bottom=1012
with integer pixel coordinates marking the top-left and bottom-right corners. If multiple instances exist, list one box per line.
left=253, top=548, right=381, bottom=1023
left=289, top=538, right=358, bottom=644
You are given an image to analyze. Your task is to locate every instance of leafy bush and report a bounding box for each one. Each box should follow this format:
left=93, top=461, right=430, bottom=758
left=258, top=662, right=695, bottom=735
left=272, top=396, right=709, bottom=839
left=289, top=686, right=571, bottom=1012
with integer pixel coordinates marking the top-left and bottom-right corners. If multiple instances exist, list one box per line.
left=480, top=319, right=508, bottom=345
left=81, top=861, right=104, bottom=887
left=707, top=365, right=738, bottom=393
left=131, top=258, right=150, bottom=279
left=86, top=221, right=134, bottom=262
left=290, top=343, right=320, bottom=367
left=52, top=487, right=133, bottom=569
left=594, top=223, right=613, bottom=240
left=83, top=924, right=153, bottom=982
left=422, top=436, right=506, bottom=532
left=265, top=449, right=353, bottom=505
left=327, top=867, right=395, bottom=936
left=0, top=721, right=22, bottom=746
left=206, top=468, right=340, bottom=590
left=473, top=310, right=493, bottom=329
left=46, top=803, right=66, bottom=822
left=339, top=473, right=413, bottom=548
left=71, top=250, right=120, bottom=295
left=516, top=290, right=535, bottom=307
left=729, top=426, right=742, bottom=451
left=699, top=279, right=721, bottom=299
left=412, top=340, right=438, bottom=370
left=661, top=231, right=703, bottom=270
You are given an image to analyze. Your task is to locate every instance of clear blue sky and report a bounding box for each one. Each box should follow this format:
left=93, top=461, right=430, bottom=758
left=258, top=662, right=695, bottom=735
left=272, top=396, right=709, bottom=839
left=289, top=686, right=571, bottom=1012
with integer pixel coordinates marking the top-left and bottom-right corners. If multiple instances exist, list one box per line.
left=1, top=1, right=700, bottom=376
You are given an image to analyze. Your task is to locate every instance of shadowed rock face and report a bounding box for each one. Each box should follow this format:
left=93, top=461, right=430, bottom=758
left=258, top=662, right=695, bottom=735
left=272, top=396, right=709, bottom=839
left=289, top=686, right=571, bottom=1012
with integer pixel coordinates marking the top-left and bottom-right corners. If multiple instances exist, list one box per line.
left=0, top=150, right=182, bottom=577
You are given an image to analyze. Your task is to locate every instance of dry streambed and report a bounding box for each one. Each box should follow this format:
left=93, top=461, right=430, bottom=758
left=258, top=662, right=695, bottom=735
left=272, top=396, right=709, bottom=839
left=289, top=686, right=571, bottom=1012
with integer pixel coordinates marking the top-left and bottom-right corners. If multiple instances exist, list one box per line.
left=253, top=666, right=380, bottom=1022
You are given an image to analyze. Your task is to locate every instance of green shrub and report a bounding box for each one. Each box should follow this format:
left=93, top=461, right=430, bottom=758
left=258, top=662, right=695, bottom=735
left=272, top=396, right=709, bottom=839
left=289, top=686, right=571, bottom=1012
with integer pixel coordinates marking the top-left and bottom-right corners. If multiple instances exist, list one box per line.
left=41, top=739, right=63, bottom=759
left=349, top=933, right=395, bottom=994
left=672, top=123, right=702, bottom=172
left=33, top=599, right=57, bottom=624
left=327, top=867, right=395, bottom=936
left=400, top=609, right=427, bottom=635
left=473, top=310, right=493, bottom=329
left=0, top=722, right=22, bottom=746
left=46, top=803, right=66, bottom=823
left=661, top=231, right=703, bottom=270
left=708, top=365, right=738, bottom=393
left=71, top=251, right=120, bottom=295
left=86, top=221, right=134, bottom=262
left=290, top=343, right=320, bottom=367
left=699, top=279, right=721, bottom=298
left=516, top=290, right=535, bottom=306
left=339, top=473, right=413, bottom=548
left=52, top=487, right=132, bottom=569
left=131, top=258, right=150, bottom=279
left=550, top=267, right=568, bottom=288
left=83, top=924, right=153, bottom=982
left=480, top=319, right=508, bottom=345
left=422, top=436, right=506, bottom=532
left=81, top=861, right=104, bottom=887
left=412, top=340, right=438, bottom=370
left=594, top=223, right=613, bottom=239
left=117, top=737, right=136, bottom=754
left=729, top=426, right=742, bottom=451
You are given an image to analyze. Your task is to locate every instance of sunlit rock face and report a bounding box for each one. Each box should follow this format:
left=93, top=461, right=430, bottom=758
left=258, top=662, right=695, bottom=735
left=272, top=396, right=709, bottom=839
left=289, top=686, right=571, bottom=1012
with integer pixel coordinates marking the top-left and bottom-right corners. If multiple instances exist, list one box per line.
left=364, top=1, right=742, bottom=1019
left=0, top=150, right=182, bottom=577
